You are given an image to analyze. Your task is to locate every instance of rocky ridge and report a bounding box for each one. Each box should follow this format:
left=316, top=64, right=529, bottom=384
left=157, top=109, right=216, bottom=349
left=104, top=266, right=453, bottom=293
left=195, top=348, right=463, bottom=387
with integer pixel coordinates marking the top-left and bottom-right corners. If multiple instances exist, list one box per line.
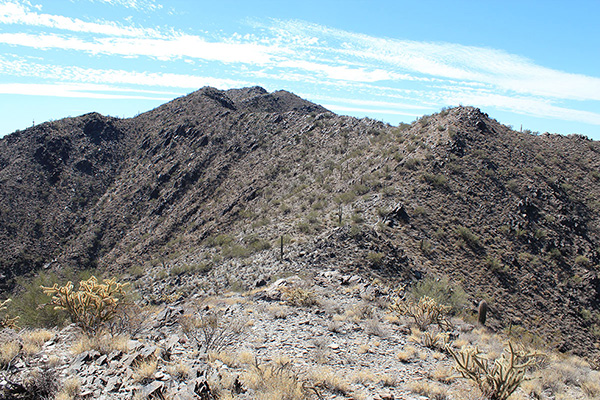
left=0, top=87, right=599, bottom=359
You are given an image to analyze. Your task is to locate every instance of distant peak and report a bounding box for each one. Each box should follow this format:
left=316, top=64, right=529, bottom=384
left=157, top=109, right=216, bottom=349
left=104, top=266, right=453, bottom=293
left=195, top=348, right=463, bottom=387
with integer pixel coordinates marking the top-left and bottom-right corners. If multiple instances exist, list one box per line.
left=197, top=86, right=236, bottom=110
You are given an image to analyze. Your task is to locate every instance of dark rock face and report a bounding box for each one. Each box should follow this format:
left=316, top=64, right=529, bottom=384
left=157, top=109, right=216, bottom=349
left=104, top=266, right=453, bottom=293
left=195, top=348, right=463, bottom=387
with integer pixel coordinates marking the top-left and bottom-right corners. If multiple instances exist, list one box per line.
left=0, top=88, right=599, bottom=357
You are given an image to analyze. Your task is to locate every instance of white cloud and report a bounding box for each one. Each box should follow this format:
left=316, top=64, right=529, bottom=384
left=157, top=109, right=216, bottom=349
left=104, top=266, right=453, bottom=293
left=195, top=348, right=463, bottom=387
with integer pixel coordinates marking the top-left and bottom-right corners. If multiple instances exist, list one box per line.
left=267, top=20, right=600, bottom=102
left=0, top=32, right=277, bottom=64
left=322, top=104, right=423, bottom=118
left=0, top=82, right=172, bottom=99
left=0, top=55, right=248, bottom=90
left=440, top=90, right=600, bottom=126
left=0, top=1, right=164, bottom=37
left=88, top=0, right=162, bottom=12
left=277, top=60, right=402, bottom=83
left=305, top=94, right=432, bottom=111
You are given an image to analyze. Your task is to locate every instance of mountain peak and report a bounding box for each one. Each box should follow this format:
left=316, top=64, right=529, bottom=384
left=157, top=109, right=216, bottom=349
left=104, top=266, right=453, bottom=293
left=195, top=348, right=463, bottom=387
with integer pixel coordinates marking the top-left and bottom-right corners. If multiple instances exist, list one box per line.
left=0, top=87, right=599, bottom=359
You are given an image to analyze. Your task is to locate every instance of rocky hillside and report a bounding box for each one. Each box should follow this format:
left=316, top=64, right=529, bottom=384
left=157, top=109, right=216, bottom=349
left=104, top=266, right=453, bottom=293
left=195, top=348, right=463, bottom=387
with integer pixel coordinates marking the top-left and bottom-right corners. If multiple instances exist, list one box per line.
left=0, top=86, right=599, bottom=358
left=1, top=272, right=599, bottom=400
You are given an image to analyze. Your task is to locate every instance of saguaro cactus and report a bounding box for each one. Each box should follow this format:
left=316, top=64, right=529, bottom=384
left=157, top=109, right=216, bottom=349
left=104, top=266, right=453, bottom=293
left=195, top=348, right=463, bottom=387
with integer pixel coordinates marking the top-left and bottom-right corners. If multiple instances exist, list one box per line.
left=478, top=300, right=488, bottom=326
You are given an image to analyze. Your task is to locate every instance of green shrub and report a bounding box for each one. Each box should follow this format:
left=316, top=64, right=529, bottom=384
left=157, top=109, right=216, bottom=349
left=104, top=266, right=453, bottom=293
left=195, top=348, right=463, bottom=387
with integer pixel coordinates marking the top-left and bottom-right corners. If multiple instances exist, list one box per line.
left=0, top=299, right=18, bottom=329
left=421, top=173, right=448, bottom=188
left=409, top=276, right=467, bottom=315
left=11, top=271, right=71, bottom=328
left=366, top=252, right=385, bottom=267
left=456, top=226, right=481, bottom=249
left=574, top=255, right=591, bottom=267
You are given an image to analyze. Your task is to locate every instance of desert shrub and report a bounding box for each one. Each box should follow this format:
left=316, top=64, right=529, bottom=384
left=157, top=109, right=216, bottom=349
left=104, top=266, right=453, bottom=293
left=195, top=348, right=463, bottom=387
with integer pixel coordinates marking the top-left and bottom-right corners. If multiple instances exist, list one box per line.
left=280, top=287, right=318, bottom=307
left=245, top=234, right=272, bottom=253
left=169, top=261, right=212, bottom=276
left=11, top=273, right=68, bottom=328
left=2, top=366, right=60, bottom=400
left=242, top=356, right=310, bottom=400
left=404, top=158, right=420, bottom=169
left=447, top=342, right=540, bottom=400
left=179, top=310, right=245, bottom=353
left=421, top=173, right=448, bottom=188
left=390, top=296, right=452, bottom=331
left=409, top=276, right=467, bottom=315
left=366, top=252, right=385, bottom=267
left=574, top=255, right=591, bottom=267
left=456, top=226, right=481, bottom=249
left=11, top=269, right=100, bottom=328
left=41, top=276, right=128, bottom=334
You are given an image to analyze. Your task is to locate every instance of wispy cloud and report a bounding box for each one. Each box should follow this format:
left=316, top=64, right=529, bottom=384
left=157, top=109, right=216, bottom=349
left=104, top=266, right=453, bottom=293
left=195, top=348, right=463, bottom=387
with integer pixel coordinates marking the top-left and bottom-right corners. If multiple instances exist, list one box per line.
left=0, top=32, right=278, bottom=63
left=0, top=2, right=599, bottom=131
left=266, top=20, right=600, bottom=102
left=0, top=1, right=164, bottom=37
left=0, top=55, right=248, bottom=90
left=0, top=82, right=171, bottom=99
left=87, top=0, right=162, bottom=12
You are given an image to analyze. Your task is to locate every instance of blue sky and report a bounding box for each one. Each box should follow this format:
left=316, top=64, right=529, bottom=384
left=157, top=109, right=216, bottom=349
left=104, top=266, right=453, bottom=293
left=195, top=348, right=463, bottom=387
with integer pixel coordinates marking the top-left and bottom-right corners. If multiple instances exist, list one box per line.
left=1, top=0, right=599, bottom=139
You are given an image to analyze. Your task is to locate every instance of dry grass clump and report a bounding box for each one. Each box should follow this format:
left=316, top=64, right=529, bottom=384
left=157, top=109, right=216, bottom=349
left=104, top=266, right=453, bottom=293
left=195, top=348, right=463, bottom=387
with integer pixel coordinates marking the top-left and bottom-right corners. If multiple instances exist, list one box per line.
left=267, top=304, right=290, bottom=319
left=344, top=301, right=376, bottom=323
left=280, top=287, right=318, bottom=307
left=409, top=379, right=449, bottom=400
left=308, top=366, right=352, bottom=395
left=0, top=340, right=21, bottom=367
left=132, top=357, right=158, bottom=384
left=21, top=329, right=55, bottom=355
left=350, top=369, right=378, bottom=385
left=242, top=355, right=310, bottom=400
left=55, top=377, right=80, bottom=400
left=166, top=360, right=192, bottom=380
left=397, top=345, right=418, bottom=362
left=524, top=353, right=600, bottom=399
left=71, top=332, right=130, bottom=355
left=430, top=365, right=455, bottom=384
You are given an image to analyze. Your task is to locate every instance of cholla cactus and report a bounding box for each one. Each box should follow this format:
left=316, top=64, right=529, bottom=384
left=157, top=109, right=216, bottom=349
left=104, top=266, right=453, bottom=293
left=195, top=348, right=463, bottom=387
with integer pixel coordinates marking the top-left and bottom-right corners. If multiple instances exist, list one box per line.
left=0, top=299, right=19, bottom=329
left=42, top=276, right=128, bottom=334
left=447, top=341, right=539, bottom=400
left=389, top=295, right=452, bottom=331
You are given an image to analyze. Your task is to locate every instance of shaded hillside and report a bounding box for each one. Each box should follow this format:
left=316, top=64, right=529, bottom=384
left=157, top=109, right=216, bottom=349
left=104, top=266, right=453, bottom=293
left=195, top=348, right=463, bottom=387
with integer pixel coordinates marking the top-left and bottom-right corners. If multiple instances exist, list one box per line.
left=1, top=86, right=599, bottom=356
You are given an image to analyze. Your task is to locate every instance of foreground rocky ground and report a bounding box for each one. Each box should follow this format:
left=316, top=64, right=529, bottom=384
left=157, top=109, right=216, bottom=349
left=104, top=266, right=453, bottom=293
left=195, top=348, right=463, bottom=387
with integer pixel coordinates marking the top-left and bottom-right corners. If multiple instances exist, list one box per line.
left=1, top=261, right=599, bottom=400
